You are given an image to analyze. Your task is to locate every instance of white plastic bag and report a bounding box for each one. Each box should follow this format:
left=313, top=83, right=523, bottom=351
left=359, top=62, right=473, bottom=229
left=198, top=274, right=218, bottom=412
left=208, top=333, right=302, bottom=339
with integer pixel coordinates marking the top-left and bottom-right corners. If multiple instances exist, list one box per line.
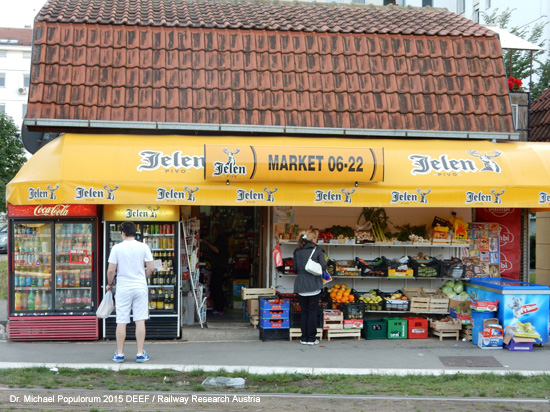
left=201, top=377, right=245, bottom=389
left=96, top=291, right=114, bottom=319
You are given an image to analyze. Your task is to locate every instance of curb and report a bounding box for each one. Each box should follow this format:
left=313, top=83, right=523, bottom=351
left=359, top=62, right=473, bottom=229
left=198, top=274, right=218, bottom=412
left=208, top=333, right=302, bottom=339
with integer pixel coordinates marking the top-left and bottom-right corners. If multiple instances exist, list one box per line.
left=0, top=362, right=548, bottom=376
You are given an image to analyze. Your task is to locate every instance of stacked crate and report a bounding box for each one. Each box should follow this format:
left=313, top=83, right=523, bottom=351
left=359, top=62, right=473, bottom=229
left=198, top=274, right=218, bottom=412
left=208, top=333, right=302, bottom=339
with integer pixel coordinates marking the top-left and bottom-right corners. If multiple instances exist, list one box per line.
left=241, top=287, right=276, bottom=328
left=258, top=296, right=290, bottom=341
left=383, top=317, right=408, bottom=339
left=288, top=305, right=323, bottom=341
left=323, top=309, right=361, bottom=341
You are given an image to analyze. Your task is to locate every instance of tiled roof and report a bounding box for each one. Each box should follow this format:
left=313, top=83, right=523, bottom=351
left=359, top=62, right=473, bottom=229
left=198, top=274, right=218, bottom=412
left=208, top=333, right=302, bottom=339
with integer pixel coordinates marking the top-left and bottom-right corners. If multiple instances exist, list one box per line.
left=26, top=0, right=515, bottom=134
left=530, top=87, right=550, bottom=141
left=0, top=27, right=33, bottom=46
left=36, top=0, right=492, bottom=36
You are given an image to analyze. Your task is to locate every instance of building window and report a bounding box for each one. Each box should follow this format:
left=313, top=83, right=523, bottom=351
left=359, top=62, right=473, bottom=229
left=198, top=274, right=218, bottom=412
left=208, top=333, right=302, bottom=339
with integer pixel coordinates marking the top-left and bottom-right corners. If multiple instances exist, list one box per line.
left=0, top=51, right=6, bottom=58
left=0, top=104, right=5, bottom=115
left=0, top=73, right=5, bottom=87
left=422, top=0, right=432, bottom=6
left=457, top=0, right=465, bottom=14
left=23, top=51, right=31, bottom=59
left=22, top=104, right=27, bottom=118
left=383, top=0, right=396, bottom=5
left=23, top=74, right=30, bottom=88
left=473, top=6, right=480, bottom=23
left=486, top=0, right=491, bottom=8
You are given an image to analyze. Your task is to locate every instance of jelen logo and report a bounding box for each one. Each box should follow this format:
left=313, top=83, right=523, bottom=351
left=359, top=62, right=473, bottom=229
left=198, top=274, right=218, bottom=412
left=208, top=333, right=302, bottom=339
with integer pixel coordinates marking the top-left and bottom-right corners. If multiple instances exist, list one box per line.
left=409, top=150, right=502, bottom=175
left=212, top=148, right=247, bottom=177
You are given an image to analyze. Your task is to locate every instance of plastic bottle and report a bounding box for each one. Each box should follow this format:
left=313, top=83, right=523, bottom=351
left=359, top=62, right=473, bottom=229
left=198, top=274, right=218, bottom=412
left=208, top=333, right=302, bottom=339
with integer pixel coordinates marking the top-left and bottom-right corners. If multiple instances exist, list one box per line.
left=75, top=290, right=82, bottom=310
left=28, top=290, right=35, bottom=311
left=84, top=290, right=92, bottom=310
left=21, top=292, right=28, bottom=311
left=65, top=290, right=73, bottom=311
left=14, top=291, right=22, bottom=311
left=34, top=290, right=42, bottom=310
left=56, top=290, right=65, bottom=310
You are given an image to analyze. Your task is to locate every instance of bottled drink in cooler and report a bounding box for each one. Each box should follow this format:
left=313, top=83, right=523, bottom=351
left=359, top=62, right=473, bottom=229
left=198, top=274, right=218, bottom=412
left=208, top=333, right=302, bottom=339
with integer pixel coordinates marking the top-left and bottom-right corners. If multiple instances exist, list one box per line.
left=65, top=290, right=73, bottom=310
left=84, top=290, right=92, bottom=310
left=41, top=290, right=48, bottom=310
left=28, top=290, right=35, bottom=311
left=14, top=291, right=22, bottom=311
left=21, top=292, right=28, bottom=311
left=56, top=290, right=65, bottom=310
left=75, top=290, right=82, bottom=310
left=35, top=290, right=42, bottom=310
left=149, top=288, right=156, bottom=310
left=157, top=288, right=164, bottom=309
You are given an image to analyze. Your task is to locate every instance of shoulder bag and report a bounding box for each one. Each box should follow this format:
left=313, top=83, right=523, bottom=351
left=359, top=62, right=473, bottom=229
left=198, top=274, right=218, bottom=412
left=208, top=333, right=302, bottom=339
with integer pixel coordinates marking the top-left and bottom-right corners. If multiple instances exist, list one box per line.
left=305, top=247, right=323, bottom=276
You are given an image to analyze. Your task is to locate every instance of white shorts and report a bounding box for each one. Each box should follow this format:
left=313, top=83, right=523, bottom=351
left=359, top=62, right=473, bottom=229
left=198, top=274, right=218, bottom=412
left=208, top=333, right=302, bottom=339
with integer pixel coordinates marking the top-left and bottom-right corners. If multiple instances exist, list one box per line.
left=115, top=288, right=149, bottom=324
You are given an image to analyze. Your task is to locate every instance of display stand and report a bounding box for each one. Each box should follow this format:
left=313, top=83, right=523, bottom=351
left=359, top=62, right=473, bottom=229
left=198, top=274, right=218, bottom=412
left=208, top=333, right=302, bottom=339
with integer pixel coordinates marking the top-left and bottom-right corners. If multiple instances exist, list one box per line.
left=181, top=218, right=206, bottom=328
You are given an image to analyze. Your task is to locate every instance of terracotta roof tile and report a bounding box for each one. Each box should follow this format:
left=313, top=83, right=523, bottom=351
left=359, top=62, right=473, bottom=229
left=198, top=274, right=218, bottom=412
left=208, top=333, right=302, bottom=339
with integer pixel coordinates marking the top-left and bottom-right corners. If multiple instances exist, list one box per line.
left=0, top=27, right=33, bottom=46
left=530, top=88, right=550, bottom=141
left=27, top=0, right=514, bottom=134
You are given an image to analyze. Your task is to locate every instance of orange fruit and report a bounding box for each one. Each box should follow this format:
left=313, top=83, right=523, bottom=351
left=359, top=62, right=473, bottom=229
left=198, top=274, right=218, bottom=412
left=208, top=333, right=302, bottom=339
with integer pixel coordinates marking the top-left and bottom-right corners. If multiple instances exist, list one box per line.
left=348, top=295, right=355, bottom=302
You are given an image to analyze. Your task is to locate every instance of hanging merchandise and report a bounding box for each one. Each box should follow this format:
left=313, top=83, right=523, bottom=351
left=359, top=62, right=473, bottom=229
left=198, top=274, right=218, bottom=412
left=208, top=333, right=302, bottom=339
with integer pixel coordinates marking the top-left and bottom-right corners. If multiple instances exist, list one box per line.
left=272, top=241, right=283, bottom=268
left=182, top=218, right=206, bottom=327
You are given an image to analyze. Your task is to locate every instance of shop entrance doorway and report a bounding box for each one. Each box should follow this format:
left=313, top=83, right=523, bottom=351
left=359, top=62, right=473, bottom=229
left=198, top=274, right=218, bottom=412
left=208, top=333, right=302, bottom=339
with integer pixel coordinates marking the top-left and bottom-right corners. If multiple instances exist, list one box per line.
left=199, top=206, right=264, bottom=323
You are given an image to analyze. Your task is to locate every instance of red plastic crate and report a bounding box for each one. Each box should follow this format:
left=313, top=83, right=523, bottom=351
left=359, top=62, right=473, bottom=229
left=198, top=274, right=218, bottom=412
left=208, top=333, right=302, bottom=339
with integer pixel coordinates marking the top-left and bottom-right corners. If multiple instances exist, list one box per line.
left=404, top=317, right=428, bottom=339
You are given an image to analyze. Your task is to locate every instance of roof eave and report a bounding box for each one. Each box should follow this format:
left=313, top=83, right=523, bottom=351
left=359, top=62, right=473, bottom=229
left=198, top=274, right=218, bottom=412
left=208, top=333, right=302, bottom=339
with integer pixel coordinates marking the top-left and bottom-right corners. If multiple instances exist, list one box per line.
left=24, top=118, right=520, bottom=141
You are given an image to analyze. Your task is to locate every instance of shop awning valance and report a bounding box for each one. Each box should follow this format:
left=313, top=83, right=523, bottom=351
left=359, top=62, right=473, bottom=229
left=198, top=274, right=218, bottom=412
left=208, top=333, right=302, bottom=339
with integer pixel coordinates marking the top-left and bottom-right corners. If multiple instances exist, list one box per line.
left=7, top=134, right=550, bottom=208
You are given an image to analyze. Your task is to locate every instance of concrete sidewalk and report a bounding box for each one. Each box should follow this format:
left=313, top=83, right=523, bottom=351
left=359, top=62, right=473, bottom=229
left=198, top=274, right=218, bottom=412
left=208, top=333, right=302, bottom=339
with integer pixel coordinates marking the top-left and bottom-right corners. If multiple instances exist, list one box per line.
left=1, top=332, right=548, bottom=376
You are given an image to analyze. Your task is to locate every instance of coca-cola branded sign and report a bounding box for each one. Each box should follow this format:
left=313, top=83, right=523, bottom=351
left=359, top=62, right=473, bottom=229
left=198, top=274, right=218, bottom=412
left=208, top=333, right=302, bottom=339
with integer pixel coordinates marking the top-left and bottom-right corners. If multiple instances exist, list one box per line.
left=476, top=208, right=521, bottom=280
left=8, top=204, right=97, bottom=218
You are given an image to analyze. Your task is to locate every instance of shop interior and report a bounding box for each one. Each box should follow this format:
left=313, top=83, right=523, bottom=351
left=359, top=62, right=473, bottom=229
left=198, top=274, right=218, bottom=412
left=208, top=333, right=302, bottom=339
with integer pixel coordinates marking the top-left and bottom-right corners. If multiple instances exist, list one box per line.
left=193, top=206, right=262, bottom=323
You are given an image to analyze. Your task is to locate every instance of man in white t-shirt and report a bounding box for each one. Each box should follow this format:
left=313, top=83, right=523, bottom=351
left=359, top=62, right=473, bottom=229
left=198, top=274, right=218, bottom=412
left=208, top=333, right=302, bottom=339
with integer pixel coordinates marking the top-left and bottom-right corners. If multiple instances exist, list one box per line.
left=107, top=222, right=154, bottom=363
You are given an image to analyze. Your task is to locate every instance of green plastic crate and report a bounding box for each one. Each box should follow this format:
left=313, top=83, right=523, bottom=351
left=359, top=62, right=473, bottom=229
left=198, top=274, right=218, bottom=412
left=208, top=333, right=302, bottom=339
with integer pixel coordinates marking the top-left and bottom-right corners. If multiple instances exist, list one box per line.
left=383, top=317, right=408, bottom=339
left=363, top=318, right=387, bottom=340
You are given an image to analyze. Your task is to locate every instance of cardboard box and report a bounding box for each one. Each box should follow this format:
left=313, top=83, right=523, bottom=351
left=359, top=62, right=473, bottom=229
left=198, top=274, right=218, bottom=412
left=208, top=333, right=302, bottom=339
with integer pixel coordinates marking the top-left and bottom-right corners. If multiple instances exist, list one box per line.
left=478, top=318, right=503, bottom=349
left=470, top=300, right=499, bottom=312
left=449, top=299, right=472, bottom=325
left=503, top=326, right=536, bottom=351
left=247, top=299, right=259, bottom=316
left=343, top=319, right=364, bottom=329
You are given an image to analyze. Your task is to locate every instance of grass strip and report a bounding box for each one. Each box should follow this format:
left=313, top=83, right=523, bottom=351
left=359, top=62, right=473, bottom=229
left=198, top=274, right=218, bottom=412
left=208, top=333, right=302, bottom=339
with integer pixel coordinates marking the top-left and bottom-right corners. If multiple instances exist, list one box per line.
left=0, top=368, right=548, bottom=399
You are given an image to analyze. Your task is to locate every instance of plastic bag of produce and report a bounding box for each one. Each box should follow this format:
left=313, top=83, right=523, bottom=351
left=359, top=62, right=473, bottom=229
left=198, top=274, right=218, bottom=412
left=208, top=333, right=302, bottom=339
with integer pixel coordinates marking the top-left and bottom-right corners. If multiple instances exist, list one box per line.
left=96, top=291, right=114, bottom=319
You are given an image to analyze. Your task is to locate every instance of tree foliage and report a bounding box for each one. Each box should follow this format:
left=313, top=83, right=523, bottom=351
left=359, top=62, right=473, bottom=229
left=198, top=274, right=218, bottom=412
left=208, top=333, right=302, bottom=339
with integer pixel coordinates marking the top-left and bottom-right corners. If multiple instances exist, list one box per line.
left=482, top=8, right=548, bottom=100
left=0, top=113, right=26, bottom=213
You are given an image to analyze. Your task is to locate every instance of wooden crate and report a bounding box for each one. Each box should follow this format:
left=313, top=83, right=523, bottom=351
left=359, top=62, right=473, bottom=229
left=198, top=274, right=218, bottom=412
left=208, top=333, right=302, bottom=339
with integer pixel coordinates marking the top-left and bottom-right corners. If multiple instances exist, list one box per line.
left=323, top=310, right=343, bottom=330
left=403, top=287, right=430, bottom=312
left=429, top=318, right=461, bottom=331
left=432, top=329, right=460, bottom=341
left=324, top=329, right=361, bottom=341
left=460, top=324, right=473, bottom=341
left=289, top=328, right=323, bottom=341
left=241, top=287, right=276, bottom=300
left=428, top=295, right=450, bottom=312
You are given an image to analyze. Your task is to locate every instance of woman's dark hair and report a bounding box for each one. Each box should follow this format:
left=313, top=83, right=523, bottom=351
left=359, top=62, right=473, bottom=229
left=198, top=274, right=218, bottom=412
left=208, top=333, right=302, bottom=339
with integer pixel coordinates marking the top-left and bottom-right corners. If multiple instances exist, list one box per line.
left=120, top=222, right=136, bottom=237
left=298, top=235, right=309, bottom=249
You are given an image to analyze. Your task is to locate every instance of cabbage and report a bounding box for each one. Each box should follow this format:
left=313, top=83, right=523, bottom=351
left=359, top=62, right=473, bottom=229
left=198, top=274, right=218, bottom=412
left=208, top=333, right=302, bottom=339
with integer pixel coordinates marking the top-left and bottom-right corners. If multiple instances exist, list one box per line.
left=445, top=280, right=455, bottom=288
left=453, top=283, right=464, bottom=294
left=441, top=286, right=454, bottom=296
left=459, top=291, right=470, bottom=301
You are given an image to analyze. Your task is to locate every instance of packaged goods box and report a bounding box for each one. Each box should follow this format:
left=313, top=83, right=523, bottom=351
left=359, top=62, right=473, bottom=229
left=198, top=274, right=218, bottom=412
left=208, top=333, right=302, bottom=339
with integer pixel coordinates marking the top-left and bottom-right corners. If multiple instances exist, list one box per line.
left=247, top=299, right=259, bottom=316
left=503, top=326, right=536, bottom=351
left=449, top=299, right=472, bottom=325
left=478, top=318, right=503, bottom=349
left=466, top=278, right=549, bottom=343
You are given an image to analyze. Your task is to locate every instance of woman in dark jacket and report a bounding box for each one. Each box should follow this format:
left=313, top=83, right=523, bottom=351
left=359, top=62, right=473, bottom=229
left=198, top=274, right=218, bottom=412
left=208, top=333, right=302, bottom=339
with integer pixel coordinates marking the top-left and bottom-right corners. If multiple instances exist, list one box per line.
left=292, top=231, right=327, bottom=345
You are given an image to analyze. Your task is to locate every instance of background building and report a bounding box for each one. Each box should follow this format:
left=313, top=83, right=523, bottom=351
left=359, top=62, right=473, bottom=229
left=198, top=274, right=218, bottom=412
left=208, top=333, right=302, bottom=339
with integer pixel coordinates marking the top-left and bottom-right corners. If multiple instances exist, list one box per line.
left=0, top=28, right=33, bottom=132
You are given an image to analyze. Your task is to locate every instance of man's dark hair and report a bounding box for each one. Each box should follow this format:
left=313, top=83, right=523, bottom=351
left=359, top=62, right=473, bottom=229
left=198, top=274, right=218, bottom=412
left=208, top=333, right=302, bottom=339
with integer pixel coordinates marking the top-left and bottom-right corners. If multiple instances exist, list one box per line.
left=120, top=222, right=136, bottom=237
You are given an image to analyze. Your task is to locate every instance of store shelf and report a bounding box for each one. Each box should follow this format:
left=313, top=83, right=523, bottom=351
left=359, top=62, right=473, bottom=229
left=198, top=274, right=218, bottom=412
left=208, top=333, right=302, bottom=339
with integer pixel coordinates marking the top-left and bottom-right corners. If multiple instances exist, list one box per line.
left=277, top=274, right=469, bottom=281
left=364, top=311, right=450, bottom=315
left=279, top=241, right=470, bottom=248
left=14, top=287, right=53, bottom=291
left=144, top=234, right=173, bottom=237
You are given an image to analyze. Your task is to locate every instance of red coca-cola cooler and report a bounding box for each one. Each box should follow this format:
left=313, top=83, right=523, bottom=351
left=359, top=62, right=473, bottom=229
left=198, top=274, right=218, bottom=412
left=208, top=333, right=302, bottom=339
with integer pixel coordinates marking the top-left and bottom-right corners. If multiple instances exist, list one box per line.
left=7, top=204, right=100, bottom=341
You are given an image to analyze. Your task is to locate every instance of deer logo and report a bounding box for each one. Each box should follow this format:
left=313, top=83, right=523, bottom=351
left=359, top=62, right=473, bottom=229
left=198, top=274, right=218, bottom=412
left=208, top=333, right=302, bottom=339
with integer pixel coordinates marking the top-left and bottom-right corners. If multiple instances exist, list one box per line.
left=184, top=186, right=199, bottom=202
left=466, top=150, right=502, bottom=173
left=46, top=184, right=59, bottom=200
left=103, top=185, right=119, bottom=201
left=212, top=148, right=247, bottom=177
left=263, top=186, right=278, bottom=202
left=416, top=188, right=431, bottom=204
left=341, top=188, right=356, bottom=204
left=491, top=189, right=505, bottom=204
left=147, top=206, right=160, bottom=218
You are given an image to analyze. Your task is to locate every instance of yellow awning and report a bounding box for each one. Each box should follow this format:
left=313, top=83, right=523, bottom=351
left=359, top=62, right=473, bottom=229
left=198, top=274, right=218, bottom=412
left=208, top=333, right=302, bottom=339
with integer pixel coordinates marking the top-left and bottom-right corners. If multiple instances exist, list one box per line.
left=7, top=133, right=550, bottom=208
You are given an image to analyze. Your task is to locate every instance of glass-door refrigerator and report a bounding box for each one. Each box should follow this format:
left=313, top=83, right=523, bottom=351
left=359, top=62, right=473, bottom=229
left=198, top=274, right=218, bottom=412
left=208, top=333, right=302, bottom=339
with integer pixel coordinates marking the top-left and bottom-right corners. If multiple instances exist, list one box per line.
left=7, top=204, right=99, bottom=341
left=102, top=205, right=180, bottom=339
